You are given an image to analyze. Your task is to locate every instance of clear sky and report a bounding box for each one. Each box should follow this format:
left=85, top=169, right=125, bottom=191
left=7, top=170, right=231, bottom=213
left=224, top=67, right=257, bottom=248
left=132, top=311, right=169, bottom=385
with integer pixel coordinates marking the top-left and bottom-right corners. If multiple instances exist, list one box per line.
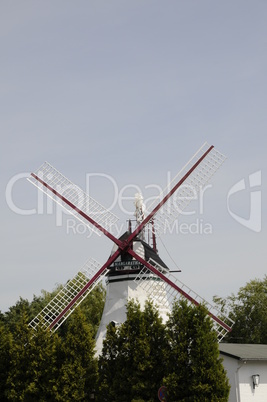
left=1, top=1, right=266, bottom=313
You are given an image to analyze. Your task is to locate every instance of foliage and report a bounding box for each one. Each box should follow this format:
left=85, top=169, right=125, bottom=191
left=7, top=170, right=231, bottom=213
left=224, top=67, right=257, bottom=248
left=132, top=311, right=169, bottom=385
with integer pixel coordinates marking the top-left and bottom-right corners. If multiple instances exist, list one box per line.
left=1, top=279, right=235, bottom=401
left=163, top=299, right=230, bottom=402
left=97, top=299, right=229, bottom=402
left=55, top=307, right=98, bottom=401
left=1, top=285, right=104, bottom=401
left=214, top=275, right=267, bottom=343
left=2, top=297, right=32, bottom=333
left=97, top=299, right=168, bottom=402
left=5, top=308, right=58, bottom=401
left=0, top=321, right=12, bottom=401
left=72, top=283, right=106, bottom=337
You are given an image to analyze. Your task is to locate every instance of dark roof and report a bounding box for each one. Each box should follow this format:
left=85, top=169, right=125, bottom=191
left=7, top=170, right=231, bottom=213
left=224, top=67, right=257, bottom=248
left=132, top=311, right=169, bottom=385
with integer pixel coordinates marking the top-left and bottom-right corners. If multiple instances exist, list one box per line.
left=219, top=343, right=267, bottom=361
left=140, top=239, right=168, bottom=270
left=118, top=231, right=131, bottom=242
left=117, top=231, right=169, bottom=271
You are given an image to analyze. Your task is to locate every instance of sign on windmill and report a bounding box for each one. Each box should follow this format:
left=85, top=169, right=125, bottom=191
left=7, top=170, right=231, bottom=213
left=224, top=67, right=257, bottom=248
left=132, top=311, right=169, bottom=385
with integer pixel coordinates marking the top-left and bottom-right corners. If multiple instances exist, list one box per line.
left=27, top=142, right=234, bottom=354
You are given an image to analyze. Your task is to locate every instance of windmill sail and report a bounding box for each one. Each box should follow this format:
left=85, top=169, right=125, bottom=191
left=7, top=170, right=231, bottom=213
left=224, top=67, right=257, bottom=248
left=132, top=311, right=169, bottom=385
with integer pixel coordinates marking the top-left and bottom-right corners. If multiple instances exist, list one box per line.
left=134, top=261, right=234, bottom=341
left=29, top=258, right=105, bottom=332
left=146, top=142, right=226, bottom=236
left=28, top=161, right=119, bottom=235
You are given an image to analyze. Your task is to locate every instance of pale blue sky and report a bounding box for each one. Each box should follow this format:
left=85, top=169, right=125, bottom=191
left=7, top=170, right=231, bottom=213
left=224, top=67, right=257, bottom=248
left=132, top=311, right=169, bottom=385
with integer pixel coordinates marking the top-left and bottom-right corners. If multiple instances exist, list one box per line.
left=1, top=1, right=266, bottom=312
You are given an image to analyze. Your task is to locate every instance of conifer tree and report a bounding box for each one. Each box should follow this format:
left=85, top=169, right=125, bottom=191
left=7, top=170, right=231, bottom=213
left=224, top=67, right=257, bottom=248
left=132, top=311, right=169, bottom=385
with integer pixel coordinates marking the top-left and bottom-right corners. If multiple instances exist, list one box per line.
left=0, top=321, right=12, bottom=401
left=55, top=306, right=98, bottom=401
left=97, top=299, right=168, bottom=402
left=6, top=308, right=58, bottom=401
left=164, top=299, right=230, bottom=402
left=97, top=320, right=123, bottom=401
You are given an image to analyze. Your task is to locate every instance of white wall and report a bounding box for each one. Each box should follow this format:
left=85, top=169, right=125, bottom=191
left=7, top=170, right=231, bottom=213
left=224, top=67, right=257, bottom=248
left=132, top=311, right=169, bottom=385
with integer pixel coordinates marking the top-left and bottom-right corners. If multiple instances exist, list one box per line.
left=220, top=355, right=267, bottom=402
left=221, top=355, right=239, bottom=402
left=238, top=361, right=267, bottom=402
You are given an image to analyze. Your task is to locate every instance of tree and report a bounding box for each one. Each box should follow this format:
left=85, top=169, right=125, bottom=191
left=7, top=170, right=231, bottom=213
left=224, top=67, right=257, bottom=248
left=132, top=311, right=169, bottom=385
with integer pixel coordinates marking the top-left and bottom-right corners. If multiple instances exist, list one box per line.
left=1, top=281, right=104, bottom=401
left=97, top=299, right=168, bottom=402
left=98, top=298, right=230, bottom=401
left=214, top=275, right=267, bottom=344
left=97, top=320, right=122, bottom=401
left=163, top=299, right=230, bottom=402
left=77, top=283, right=106, bottom=337
left=55, top=306, right=98, bottom=401
left=3, top=297, right=32, bottom=334
left=0, top=321, right=12, bottom=401
left=6, top=308, right=58, bottom=401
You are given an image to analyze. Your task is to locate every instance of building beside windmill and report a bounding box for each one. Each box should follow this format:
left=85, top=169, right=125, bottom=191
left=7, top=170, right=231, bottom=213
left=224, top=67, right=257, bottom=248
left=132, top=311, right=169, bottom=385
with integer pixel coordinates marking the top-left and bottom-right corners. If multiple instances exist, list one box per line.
left=219, top=343, right=267, bottom=402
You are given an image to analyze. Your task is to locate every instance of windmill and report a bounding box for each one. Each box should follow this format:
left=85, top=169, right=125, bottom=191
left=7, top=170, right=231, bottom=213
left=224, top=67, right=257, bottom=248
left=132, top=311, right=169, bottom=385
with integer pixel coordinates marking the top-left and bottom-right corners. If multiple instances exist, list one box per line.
left=27, top=142, right=234, bottom=355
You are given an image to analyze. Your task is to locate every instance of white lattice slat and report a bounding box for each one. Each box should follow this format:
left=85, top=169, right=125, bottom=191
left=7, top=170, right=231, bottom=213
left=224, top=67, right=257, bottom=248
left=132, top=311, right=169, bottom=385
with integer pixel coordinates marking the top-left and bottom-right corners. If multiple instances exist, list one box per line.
left=28, top=162, right=119, bottom=235
left=29, top=258, right=107, bottom=332
left=147, top=143, right=226, bottom=237
left=135, top=263, right=234, bottom=342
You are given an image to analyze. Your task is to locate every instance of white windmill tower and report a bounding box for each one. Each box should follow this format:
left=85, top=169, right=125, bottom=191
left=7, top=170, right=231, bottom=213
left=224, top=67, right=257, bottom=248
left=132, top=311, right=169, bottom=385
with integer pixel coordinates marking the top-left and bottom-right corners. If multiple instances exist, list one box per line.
left=95, top=193, right=171, bottom=354
left=27, top=143, right=234, bottom=355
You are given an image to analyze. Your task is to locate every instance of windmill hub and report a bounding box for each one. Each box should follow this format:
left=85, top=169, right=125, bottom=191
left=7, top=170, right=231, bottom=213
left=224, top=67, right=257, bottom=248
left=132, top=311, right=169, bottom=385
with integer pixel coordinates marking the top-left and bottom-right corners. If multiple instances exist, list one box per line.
left=107, top=230, right=169, bottom=280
